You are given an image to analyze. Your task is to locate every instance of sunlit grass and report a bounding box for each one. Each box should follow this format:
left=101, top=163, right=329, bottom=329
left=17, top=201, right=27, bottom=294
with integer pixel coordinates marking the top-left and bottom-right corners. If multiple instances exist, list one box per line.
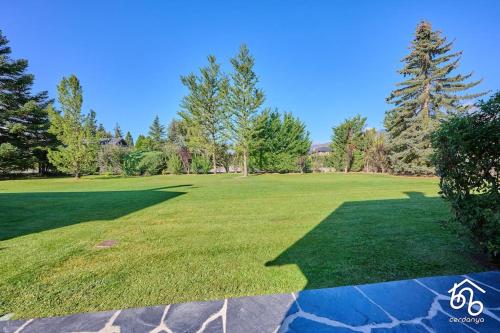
left=0, top=173, right=484, bottom=319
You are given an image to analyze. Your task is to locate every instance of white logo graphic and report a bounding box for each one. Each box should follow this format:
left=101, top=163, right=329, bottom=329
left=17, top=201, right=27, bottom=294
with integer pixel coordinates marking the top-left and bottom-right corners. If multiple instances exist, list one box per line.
left=448, top=278, right=486, bottom=316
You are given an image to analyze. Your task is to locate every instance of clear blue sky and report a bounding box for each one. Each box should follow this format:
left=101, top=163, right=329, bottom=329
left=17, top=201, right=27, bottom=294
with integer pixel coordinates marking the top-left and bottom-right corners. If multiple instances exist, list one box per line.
left=2, top=0, right=499, bottom=143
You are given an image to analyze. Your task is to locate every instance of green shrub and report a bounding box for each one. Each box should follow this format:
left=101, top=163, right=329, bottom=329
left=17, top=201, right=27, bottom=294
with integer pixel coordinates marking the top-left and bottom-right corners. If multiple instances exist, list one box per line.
left=0, top=143, right=22, bottom=174
left=98, top=146, right=128, bottom=175
left=191, top=155, right=211, bottom=174
left=138, top=151, right=167, bottom=175
left=167, top=153, right=183, bottom=175
left=432, top=92, right=500, bottom=259
left=122, top=151, right=144, bottom=176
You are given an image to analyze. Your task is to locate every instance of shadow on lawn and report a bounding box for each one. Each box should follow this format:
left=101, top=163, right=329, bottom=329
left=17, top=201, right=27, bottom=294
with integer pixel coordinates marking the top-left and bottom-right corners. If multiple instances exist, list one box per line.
left=266, top=192, right=467, bottom=290
left=0, top=184, right=191, bottom=241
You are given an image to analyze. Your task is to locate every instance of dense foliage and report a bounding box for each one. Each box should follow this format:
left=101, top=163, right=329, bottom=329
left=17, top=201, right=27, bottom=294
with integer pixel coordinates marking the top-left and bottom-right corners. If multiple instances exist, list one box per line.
left=179, top=56, right=228, bottom=174
left=226, top=44, right=265, bottom=176
left=252, top=109, right=311, bottom=173
left=0, top=30, right=53, bottom=174
left=0, top=24, right=492, bottom=183
left=432, top=92, right=500, bottom=259
left=48, top=75, right=99, bottom=177
left=385, top=21, right=486, bottom=175
left=363, top=129, right=389, bottom=173
left=98, top=144, right=128, bottom=175
left=330, top=115, right=366, bottom=173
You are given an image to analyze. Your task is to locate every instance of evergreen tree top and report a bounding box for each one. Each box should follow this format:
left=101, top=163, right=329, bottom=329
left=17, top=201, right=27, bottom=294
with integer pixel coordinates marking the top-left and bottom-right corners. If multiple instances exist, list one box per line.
left=114, top=123, right=123, bottom=138
left=148, top=115, right=165, bottom=142
left=387, top=20, right=487, bottom=117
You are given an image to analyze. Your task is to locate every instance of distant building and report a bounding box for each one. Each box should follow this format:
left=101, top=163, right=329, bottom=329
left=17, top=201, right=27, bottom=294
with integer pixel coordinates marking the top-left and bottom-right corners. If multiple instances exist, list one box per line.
left=309, top=143, right=331, bottom=155
left=99, top=138, right=128, bottom=147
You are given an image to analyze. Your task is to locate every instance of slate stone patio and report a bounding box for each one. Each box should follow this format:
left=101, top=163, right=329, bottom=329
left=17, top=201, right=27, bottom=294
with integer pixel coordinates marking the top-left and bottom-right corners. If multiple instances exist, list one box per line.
left=1, top=271, right=498, bottom=332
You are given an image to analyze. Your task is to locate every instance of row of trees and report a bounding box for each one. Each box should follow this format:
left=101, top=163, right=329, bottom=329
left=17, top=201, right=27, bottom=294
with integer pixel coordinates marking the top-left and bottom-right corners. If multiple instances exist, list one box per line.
left=0, top=34, right=311, bottom=177
left=176, top=46, right=310, bottom=176
left=128, top=106, right=310, bottom=176
left=120, top=45, right=311, bottom=177
left=0, top=21, right=491, bottom=177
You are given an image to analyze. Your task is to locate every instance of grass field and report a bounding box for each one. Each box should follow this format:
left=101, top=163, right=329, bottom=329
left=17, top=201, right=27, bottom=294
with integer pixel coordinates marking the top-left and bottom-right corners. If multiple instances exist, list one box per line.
left=0, top=173, right=485, bottom=319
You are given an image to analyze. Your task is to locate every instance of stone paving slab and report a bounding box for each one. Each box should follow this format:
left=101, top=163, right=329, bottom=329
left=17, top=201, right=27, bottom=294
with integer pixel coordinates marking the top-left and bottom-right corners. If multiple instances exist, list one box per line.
left=1, top=271, right=498, bottom=332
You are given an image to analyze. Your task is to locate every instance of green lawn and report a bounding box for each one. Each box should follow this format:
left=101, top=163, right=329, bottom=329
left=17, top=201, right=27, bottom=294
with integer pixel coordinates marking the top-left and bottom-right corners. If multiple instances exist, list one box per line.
left=0, top=173, right=484, bottom=319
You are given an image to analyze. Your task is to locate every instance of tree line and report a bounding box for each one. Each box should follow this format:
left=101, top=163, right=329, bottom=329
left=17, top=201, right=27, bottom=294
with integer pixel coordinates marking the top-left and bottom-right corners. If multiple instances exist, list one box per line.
left=0, top=21, right=493, bottom=177
left=0, top=33, right=311, bottom=177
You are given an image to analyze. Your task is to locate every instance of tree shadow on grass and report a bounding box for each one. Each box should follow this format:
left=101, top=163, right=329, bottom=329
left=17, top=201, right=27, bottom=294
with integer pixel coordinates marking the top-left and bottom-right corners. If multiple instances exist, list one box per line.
left=0, top=185, right=191, bottom=241
left=266, top=192, right=477, bottom=290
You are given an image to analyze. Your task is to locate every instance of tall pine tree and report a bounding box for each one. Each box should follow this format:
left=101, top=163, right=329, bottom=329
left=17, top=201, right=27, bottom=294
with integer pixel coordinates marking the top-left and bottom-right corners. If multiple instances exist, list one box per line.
left=179, top=55, right=228, bottom=175
left=227, top=44, right=265, bottom=176
left=48, top=75, right=98, bottom=178
left=385, top=21, right=486, bottom=175
left=0, top=30, right=53, bottom=173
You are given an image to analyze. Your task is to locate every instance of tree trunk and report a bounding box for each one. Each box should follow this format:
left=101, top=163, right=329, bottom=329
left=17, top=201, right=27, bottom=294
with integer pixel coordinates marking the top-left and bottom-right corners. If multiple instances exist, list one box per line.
left=243, top=148, right=248, bottom=177
left=422, top=82, right=431, bottom=127
left=212, top=150, right=217, bottom=175
left=344, top=150, right=351, bottom=173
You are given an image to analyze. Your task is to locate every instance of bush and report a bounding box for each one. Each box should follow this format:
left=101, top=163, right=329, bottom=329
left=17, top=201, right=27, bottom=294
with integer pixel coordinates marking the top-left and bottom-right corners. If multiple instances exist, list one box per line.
left=432, top=92, right=500, bottom=259
left=0, top=143, right=22, bottom=174
left=98, top=145, right=128, bottom=175
left=191, top=155, right=211, bottom=174
left=123, top=151, right=144, bottom=176
left=167, top=153, right=183, bottom=174
left=137, top=151, right=168, bottom=175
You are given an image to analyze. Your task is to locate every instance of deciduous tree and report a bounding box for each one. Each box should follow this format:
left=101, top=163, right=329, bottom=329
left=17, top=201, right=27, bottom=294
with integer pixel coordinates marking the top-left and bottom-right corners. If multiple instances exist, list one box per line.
left=179, top=55, right=228, bottom=175
left=47, top=75, right=98, bottom=178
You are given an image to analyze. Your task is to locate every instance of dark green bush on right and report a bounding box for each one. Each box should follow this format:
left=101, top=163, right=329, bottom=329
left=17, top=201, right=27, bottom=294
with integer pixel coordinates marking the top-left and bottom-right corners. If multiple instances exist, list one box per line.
left=432, top=92, right=500, bottom=259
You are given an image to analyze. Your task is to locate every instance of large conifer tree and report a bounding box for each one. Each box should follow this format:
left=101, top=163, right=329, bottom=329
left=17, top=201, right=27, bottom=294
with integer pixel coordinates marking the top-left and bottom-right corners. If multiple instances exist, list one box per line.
left=0, top=30, right=53, bottom=173
left=385, top=21, right=486, bottom=175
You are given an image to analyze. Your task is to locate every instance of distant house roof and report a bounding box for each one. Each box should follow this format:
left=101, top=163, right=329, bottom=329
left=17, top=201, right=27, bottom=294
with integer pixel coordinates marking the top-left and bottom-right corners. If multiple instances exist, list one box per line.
left=309, top=143, right=331, bottom=154
left=99, top=138, right=128, bottom=147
